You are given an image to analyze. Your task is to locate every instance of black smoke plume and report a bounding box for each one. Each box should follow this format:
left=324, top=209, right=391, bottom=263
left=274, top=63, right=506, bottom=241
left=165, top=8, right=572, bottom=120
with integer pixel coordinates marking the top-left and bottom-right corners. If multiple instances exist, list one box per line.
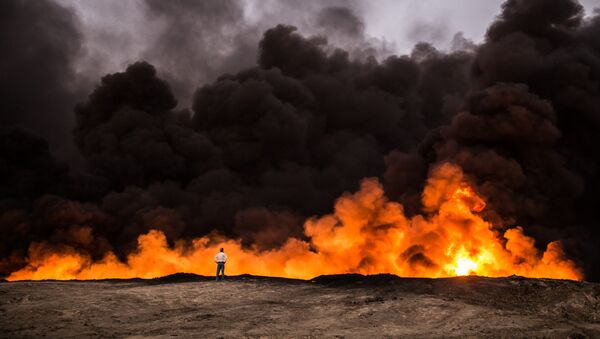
left=1, top=0, right=600, bottom=281
left=0, top=0, right=83, bottom=163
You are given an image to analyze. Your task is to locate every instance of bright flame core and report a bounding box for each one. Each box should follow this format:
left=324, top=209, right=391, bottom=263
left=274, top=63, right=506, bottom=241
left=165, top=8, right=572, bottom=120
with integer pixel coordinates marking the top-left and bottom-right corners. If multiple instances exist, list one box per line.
left=455, top=258, right=477, bottom=276
left=6, top=163, right=583, bottom=281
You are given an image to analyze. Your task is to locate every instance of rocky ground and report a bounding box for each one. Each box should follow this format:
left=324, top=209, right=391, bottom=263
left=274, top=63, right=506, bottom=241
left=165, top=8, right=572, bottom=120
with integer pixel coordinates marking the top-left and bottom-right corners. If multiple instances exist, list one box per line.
left=0, top=273, right=599, bottom=338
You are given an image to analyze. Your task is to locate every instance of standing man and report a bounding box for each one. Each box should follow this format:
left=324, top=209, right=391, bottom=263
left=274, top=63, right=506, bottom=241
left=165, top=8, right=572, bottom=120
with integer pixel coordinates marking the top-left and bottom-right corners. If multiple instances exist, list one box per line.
left=214, top=248, right=228, bottom=281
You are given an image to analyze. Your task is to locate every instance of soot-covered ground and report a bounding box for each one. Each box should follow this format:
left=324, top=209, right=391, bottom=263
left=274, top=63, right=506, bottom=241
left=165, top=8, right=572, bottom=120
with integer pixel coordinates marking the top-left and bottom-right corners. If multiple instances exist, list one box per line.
left=0, top=274, right=599, bottom=338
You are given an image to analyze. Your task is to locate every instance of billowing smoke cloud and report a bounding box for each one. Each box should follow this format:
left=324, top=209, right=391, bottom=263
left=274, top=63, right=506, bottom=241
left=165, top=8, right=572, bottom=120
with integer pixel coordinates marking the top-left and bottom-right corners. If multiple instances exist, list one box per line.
left=140, top=0, right=394, bottom=105
left=441, top=0, right=600, bottom=278
left=0, top=0, right=84, bottom=163
left=141, top=0, right=257, bottom=106
left=61, top=0, right=387, bottom=109
left=67, top=22, right=470, bottom=249
left=2, top=0, right=600, bottom=281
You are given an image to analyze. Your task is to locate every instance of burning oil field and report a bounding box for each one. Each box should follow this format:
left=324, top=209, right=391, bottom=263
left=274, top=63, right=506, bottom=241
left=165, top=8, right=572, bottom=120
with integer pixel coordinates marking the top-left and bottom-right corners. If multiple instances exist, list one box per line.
left=2, top=0, right=600, bottom=337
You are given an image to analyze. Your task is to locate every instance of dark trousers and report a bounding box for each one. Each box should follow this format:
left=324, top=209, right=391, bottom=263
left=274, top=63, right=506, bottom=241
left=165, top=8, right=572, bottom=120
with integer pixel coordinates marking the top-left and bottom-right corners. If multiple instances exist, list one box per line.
left=216, top=262, right=225, bottom=280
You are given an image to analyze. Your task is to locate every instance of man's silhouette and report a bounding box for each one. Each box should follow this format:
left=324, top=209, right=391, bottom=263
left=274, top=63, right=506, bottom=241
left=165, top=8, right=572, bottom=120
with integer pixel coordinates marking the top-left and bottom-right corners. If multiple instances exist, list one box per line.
left=214, top=248, right=228, bottom=281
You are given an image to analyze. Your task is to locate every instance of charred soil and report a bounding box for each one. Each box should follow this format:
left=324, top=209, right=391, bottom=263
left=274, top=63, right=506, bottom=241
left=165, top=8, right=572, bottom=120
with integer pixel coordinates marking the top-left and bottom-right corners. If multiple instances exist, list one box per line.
left=0, top=274, right=599, bottom=338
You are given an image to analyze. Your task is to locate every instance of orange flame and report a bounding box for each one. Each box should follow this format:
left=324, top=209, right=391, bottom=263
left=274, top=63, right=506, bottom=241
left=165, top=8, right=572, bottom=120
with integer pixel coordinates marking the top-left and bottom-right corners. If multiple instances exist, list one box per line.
left=6, top=163, right=583, bottom=281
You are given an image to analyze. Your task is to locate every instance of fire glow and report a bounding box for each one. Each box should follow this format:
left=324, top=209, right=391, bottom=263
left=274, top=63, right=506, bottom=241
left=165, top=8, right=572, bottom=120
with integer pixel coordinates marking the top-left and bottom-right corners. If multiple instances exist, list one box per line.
left=7, top=163, right=583, bottom=281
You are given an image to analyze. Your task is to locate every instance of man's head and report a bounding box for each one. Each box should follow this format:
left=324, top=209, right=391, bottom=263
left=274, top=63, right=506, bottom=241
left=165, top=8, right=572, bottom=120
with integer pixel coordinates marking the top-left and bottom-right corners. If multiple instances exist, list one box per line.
left=220, top=248, right=224, bottom=252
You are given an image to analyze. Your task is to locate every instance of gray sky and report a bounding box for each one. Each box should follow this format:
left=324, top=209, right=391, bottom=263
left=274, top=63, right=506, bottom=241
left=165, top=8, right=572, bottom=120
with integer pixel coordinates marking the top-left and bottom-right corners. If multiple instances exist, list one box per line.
left=362, top=0, right=599, bottom=52
left=57, top=0, right=600, bottom=98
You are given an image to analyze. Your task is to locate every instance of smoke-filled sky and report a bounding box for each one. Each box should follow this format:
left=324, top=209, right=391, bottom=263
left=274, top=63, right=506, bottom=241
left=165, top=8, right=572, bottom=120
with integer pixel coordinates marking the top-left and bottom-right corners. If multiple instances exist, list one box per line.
left=61, top=0, right=600, bottom=106
left=2, top=0, right=600, bottom=281
left=7, top=0, right=600, bottom=161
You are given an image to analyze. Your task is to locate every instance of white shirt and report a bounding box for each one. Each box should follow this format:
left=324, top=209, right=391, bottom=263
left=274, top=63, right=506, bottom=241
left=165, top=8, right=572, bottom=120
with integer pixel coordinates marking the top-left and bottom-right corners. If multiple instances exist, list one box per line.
left=214, top=252, right=228, bottom=263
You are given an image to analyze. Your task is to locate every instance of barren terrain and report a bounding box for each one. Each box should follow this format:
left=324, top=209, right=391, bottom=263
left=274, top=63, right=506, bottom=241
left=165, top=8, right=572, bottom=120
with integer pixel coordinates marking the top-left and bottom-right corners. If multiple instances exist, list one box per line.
left=1, top=274, right=599, bottom=338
